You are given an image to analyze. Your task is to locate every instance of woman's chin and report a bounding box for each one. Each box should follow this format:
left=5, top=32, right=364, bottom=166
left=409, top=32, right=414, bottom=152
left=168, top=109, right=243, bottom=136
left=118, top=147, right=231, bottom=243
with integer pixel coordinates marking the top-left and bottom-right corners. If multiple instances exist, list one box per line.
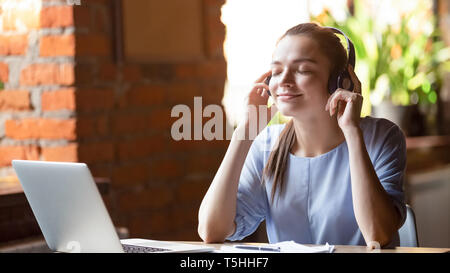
left=277, top=105, right=301, bottom=117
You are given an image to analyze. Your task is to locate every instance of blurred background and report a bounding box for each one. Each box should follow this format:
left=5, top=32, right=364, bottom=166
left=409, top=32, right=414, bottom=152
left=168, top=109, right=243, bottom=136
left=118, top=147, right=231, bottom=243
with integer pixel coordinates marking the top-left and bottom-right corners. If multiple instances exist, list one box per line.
left=0, top=0, right=448, bottom=252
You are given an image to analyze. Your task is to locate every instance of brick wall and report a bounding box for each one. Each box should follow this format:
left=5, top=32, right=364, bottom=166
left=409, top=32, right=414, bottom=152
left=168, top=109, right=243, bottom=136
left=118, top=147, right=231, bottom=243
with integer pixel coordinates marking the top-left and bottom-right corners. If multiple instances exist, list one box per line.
left=0, top=0, right=228, bottom=242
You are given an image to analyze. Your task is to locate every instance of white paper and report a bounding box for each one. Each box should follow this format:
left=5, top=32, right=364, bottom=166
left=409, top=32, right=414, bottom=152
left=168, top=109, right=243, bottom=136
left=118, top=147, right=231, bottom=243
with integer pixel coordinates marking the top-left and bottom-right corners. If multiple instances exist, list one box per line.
left=274, top=241, right=335, bottom=253
left=219, top=241, right=334, bottom=253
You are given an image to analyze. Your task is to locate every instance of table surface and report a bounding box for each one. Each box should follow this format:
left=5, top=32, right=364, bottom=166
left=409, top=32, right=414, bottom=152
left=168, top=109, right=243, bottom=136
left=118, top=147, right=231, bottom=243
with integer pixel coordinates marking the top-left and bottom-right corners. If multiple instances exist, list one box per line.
left=181, top=241, right=450, bottom=253
left=1, top=236, right=449, bottom=253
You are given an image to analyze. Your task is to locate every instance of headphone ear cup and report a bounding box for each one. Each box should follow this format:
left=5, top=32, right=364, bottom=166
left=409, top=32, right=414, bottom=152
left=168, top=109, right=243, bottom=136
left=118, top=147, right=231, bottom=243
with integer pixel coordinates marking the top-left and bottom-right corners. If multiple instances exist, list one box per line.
left=328, top=73, right=338, bottom=94
left=338, top=70, right=354, bottom=91
left=264, top=76, right=272, bottom=96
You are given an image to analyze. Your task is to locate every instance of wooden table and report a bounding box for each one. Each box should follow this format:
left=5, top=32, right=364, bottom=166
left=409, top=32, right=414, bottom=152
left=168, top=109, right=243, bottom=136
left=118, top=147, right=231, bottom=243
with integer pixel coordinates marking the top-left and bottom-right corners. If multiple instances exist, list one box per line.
left=1, top=237, right=448, bottom=253
left=181, top=241, right=450, bottom=253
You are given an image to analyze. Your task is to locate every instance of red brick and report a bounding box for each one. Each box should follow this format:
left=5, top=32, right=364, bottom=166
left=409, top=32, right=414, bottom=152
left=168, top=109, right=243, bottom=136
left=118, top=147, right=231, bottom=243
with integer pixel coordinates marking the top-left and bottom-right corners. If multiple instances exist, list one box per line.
left=126, top=84, right=165, bottom=108
left=76, top=115, right=109, bottom=138
left=148, top=108, right=173, bottom=131
left=167, top=82, right=201, bottom=104
left=20, top=63, right=75, bottom=86
left=73, top=6, right=91, bottom=28
left=0, top=63, right=8, bottom=82
left=174, top=63, right=199, bottom=79
left=197, top=60, right=227, bottom=79
left=169, top=138, right=230, bottom=153
left=149, top=158, right=184, bottom=179
left=170, top=206, right=199, bottom=230
left=128, top=210, right=172, bottom=237
left=0, top=146, right=39, bottom=166
left=76, top=88, right=115, bottom=112
left=40, top=35, right=75, bottom=57
left=75, top=34, right=110, bottom=56
left=78, top=141, right=114, bottom=163
left=89, top=167, right=113, bottom=184
left=118, top=186, right=173, bottom=212
left=41, top=144, right=78, bottom=162
left=175, top=179, right=209, bottom=204
left=0, top=90, right=31, bottom=111
left=41, top=88, right=75, bottom=111
left=5, top=118, right=76, bottom=140
left=0, top=35, right=28, bottom=56
left=98, top=63, right=118, bottom=81
left=40, top=6, right=74, bottom=28
left=169, top=227, right=200, bottom=241
left=74, top=63, right=93, bottom=84
left=201, top=82, right=225, bottom=103
left=112, top=112, right=152, bottom=135
left=186, top=153, right=222, bottom=174
left=112, top=163, right=150, bottom=186
left=122, top=65, right=142, bottom=82
left=117, top=134, right=165, bottom=161
left=92, top=6, right=108, bottom=33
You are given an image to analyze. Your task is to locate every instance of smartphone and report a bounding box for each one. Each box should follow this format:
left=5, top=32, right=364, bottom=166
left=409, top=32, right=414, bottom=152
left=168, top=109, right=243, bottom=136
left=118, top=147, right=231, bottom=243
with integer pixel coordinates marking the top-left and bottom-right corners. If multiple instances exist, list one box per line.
left=264, top=75, right=272, bottom=96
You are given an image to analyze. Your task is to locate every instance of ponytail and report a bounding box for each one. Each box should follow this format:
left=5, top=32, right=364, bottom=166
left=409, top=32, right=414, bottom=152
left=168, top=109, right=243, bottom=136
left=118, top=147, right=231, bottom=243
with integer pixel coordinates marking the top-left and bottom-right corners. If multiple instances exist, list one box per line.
left=262, top=119, right=295, bottom=203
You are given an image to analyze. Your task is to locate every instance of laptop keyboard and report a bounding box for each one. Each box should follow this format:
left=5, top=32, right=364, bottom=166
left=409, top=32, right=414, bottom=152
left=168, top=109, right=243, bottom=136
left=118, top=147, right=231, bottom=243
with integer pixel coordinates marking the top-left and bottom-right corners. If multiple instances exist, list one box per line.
left=122, top=244, right=171, bottom=253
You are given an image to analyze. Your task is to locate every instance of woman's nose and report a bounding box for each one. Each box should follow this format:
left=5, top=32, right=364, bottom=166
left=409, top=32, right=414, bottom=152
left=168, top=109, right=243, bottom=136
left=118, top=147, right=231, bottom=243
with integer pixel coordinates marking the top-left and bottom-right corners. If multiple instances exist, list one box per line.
left=279, top=71, right=295, bottom=87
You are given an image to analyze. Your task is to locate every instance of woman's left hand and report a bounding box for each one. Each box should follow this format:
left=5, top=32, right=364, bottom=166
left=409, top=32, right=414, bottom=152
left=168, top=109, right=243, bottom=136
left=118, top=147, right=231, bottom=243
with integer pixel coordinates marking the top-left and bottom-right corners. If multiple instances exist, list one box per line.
left=325, top=65, right=363, bottom=134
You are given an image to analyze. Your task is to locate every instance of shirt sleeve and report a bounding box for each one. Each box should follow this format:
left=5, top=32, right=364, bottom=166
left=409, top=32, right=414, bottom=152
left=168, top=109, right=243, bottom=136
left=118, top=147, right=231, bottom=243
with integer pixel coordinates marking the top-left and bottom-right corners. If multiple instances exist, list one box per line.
left=372, top=123, right=407, bottom=228
left=226, top=129, right=270, bottom=241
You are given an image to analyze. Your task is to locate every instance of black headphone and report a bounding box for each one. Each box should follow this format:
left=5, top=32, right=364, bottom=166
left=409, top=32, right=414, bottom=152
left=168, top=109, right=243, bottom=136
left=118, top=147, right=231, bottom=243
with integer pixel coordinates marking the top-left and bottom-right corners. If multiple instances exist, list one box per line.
left=265, top=26, right=355, bottom=95
left=325, top=27, right=355, bottom=94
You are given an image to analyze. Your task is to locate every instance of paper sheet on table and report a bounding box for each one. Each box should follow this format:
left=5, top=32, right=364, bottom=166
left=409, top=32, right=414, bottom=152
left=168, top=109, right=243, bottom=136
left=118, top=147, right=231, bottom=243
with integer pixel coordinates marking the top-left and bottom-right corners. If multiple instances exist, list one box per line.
left=219, top=241, right=334, bottom=253
left=274, top=241, right=335, bottom=253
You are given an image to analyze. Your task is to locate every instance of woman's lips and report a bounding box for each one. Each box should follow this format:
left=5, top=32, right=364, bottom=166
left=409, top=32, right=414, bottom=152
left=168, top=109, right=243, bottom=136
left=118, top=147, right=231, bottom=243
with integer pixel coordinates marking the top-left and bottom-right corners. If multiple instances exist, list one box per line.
left=277, top=93, right=302, bottom=102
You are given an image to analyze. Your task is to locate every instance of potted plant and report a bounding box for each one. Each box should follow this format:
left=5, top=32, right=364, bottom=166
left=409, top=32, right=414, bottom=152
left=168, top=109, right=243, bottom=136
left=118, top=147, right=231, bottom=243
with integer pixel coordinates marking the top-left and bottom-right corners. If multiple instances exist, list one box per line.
left=311, top=1, right=450, bottom=136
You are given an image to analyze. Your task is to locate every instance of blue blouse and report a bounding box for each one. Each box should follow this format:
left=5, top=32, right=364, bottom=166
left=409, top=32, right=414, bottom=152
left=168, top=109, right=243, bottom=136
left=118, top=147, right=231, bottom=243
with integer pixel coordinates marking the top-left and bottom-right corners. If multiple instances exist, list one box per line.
left=226, top=116, right=407, bottom=246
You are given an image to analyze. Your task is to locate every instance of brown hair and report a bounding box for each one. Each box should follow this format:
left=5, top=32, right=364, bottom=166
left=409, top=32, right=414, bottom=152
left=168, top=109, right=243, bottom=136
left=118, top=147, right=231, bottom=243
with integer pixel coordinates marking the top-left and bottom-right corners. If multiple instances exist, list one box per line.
left=262, top=23, right=348, bottom=203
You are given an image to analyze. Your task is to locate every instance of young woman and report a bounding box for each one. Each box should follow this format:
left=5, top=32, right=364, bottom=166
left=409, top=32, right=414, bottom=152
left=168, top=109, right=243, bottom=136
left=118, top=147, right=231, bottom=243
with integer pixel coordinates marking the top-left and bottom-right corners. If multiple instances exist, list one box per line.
left=198, top=23, right=406, bottom=248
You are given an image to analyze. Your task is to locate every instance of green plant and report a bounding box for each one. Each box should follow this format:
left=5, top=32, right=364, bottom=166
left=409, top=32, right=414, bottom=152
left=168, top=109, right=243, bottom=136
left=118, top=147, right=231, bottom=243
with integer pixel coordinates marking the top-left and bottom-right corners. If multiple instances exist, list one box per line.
left=311, top=1, right=450, bottom=108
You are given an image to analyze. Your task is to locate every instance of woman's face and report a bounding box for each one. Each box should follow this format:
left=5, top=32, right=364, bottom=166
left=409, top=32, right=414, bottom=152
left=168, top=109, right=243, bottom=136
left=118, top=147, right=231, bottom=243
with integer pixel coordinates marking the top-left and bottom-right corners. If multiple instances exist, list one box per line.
left=270, top=35, right=332, bottom=118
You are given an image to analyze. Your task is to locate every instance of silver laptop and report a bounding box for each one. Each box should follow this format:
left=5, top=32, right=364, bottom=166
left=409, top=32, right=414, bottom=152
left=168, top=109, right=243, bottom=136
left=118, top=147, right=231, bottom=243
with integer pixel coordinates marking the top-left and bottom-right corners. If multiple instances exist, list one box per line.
left=12, top=160, right=214, bottom=253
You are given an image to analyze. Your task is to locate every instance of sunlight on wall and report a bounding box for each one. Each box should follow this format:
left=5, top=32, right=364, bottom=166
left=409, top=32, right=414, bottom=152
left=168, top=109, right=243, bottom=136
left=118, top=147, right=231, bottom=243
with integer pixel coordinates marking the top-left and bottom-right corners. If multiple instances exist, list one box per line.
left=0, top=0, right=42, bottom=32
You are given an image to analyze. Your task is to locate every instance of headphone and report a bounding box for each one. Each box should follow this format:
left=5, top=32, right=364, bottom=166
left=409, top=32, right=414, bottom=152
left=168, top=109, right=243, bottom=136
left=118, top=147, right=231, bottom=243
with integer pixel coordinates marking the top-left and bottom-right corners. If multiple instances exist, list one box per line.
left=265, top=26, right=355, bottom=95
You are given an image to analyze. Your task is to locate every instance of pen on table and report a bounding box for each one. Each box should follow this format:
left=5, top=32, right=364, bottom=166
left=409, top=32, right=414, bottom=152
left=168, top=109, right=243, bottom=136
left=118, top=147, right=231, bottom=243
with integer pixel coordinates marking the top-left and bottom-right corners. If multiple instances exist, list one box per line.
left=233, top=245, right=281, bottom=252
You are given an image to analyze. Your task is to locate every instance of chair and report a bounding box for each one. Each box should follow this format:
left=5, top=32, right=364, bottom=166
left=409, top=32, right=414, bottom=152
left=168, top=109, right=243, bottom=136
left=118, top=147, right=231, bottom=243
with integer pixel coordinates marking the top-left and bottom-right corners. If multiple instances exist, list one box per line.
left=398, top=204, right=419, bottom=247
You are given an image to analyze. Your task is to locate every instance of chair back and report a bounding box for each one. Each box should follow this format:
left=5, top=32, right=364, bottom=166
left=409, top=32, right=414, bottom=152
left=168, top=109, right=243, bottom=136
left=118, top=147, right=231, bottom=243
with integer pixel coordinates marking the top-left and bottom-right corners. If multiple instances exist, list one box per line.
left=398, top=204, right=419, bottom=247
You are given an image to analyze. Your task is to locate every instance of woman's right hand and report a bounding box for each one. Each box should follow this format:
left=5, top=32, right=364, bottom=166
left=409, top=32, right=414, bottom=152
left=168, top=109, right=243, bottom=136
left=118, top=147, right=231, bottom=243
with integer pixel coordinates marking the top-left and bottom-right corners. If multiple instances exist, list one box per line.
left=240, top=70, right=278, bottom=137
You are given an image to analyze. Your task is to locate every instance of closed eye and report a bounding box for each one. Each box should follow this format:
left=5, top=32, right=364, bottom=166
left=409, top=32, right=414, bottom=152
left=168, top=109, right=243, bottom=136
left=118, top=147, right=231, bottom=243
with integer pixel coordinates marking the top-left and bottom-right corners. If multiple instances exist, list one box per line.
left=298, top=70, right=312, bottom=75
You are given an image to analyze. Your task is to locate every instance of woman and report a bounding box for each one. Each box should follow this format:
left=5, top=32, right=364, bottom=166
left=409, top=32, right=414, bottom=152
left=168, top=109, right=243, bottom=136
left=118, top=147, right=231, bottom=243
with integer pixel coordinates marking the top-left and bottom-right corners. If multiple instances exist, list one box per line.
left=198, top=23, right=406, bottom=248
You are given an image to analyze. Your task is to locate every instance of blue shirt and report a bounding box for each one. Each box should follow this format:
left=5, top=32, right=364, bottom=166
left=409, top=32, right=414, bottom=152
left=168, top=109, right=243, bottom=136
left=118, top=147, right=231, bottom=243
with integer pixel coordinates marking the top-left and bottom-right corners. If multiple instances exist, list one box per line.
left=226, top=116, right=407, bottom=246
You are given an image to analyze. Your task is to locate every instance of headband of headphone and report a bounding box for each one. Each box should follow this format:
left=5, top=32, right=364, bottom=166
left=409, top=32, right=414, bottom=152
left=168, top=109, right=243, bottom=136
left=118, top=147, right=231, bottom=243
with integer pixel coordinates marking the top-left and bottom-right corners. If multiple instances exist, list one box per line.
left=325, top=27, right=356, bottom=94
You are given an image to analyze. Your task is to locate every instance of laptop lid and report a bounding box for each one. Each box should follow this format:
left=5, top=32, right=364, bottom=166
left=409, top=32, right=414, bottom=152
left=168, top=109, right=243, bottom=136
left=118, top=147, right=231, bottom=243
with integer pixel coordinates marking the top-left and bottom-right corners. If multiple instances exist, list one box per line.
left=12, top=160, right=124, bottom=253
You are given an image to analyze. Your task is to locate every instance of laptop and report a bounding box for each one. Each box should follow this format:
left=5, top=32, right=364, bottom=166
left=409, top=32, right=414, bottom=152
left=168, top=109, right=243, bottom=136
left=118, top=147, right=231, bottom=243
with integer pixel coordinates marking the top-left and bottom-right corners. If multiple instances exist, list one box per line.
left=12, top=160, right=214, bottom=253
